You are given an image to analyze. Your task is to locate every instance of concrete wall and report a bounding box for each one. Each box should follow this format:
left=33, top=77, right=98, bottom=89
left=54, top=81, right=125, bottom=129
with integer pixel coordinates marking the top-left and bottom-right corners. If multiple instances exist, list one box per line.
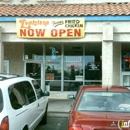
left=102, top=42, right=113, bottom=85
left=0, top=0, right=129, bottom=4
left=4, top=43, right=24, bottom=76
left=0, top=27, right=4, bottom=73
left=113, top=43, right=121, bottom=85
left=1, top=21, right=130, bottom=43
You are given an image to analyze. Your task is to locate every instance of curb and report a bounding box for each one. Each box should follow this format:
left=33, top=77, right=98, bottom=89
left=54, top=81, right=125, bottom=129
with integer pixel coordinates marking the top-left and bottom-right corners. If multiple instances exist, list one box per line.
left=47, top=111, right=69, bottom=117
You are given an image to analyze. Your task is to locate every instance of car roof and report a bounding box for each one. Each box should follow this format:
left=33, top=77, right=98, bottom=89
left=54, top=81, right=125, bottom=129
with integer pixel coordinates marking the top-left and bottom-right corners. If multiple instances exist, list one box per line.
left=0, top=74, right=21, bottom=80
left=81, top=85, right=130, bottom=92
left=0, top=74, right=34, bottom=89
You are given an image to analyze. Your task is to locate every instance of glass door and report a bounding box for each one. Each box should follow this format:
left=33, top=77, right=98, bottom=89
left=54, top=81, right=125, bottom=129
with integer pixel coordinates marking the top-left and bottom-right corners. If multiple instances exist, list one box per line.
left=25, top=62, right=43, bottom=86
left=84, top=43, right=102, bottom=85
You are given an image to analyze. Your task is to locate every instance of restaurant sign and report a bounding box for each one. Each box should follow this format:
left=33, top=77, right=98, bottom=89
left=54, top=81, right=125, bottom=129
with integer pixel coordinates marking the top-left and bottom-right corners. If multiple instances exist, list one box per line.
left=16, top=18, right=84, bottom=38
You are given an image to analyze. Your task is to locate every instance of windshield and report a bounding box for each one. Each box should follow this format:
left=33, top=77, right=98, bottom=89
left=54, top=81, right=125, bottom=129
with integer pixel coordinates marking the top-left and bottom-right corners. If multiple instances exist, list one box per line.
left=0, top=89, right=3, bottom=112
left=77, top=91, right=130, bottom=112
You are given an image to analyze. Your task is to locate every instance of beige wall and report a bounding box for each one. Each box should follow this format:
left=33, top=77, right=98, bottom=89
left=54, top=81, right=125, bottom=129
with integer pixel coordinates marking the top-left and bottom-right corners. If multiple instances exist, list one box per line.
left=4, top=43, right=24, bottom=76
left=0, top=27, right=4, bottom=73
left=112, top=43, right=121, bottom=85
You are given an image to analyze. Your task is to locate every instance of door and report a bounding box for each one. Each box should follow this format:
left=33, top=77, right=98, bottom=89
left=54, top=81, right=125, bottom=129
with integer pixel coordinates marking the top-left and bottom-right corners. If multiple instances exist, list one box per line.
left=20, top=81, right=39, bottom=130
left=25, top=62, right=43, bottom=87
left=31, top=80, right=47, bottom=119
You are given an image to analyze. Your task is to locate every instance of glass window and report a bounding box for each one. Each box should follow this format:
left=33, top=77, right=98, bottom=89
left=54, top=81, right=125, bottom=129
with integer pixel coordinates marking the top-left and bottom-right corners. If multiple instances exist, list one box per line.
left=64, top=43, right=83, bottom=91
left=32, top=80, right=43, bottom=99
left=48, top=80, right=61, bottom=91
left=20, top=81, right=36, bottom=104
left=64, top=81, right=82, bottom=91
left=84, top=43, right=102, bottom=83
left=122, top=43, right=130, bottom=71
left=123, top=75, right=130, bottom=87
left=8, top=83, right=25, bottom=109
left=0, top=89, right=3, bottom=112
left=45, top=44, right=61, bottom=91
left=122, top=52, right=130, bottom=71
left=26, top=63, right=41, bottom=85
left=24, top=44, right=43, bottom=60
left=77, top=91, right=130, bottom=112
left=64, top=56, right=83, bottom=80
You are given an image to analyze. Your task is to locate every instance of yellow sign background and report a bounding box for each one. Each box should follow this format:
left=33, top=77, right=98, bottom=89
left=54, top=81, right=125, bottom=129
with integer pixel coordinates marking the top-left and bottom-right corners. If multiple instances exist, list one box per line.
left=16, top=18, right=84, bottom=38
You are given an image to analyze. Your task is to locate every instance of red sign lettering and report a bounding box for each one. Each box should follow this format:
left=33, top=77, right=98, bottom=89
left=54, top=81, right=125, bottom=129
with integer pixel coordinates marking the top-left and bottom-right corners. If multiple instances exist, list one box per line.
left=59, top=29, right=66, bottom=36
left=35, top=29, right=46, bottom=36
left=51, top=29, right=57, bottom=37
left=28, top=29, right=34, bottom=36
left=19, top=28, right=82, bottom=37
left=20, top=29, right=46, bottom=37
left=74, top=29, right=81, bottom=36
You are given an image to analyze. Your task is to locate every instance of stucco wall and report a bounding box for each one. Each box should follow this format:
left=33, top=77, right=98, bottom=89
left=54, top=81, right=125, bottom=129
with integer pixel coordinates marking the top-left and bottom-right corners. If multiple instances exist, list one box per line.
left=1, top=21, right=130, bottom=43
left=4, top=43, right=24, bottom=76
left=0, top=27, right=4, bottom=73
left=112, top=43, right=121, bottom=85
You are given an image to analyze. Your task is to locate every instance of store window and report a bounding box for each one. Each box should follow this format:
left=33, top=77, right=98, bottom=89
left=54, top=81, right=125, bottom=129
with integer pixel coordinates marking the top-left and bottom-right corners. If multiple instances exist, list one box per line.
left=121, top=43, right=130, bottom=87
left=24, top=43, right=102, bottom=92
left=24, top=44, right=43, bottom=60
left=122, top=43, right=130, bottom=71
left=26, top=63, right=41, bottom=85
left=45, top=44, right=61, bottom=91
left=84, top=43, right=102, bottom=85
left=122, top=52, right=130, bottom=71
left=64, top=43, right=83, bottom=91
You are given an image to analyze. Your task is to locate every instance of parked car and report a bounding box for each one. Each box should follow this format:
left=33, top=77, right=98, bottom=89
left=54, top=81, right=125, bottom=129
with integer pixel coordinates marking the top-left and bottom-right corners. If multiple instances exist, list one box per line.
left=0, top=74, right=50, bottom=130
left=67, top=85, right=130, bottom=130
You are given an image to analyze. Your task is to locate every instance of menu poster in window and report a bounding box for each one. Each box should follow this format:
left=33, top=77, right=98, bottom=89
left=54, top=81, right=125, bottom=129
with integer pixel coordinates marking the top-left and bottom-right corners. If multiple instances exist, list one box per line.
left=46, top=73, right=54, bottom=80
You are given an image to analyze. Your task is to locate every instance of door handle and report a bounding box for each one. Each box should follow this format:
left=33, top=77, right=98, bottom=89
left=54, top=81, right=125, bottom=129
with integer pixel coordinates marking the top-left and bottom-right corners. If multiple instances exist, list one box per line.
left=37, top=103, right=39, bottom=108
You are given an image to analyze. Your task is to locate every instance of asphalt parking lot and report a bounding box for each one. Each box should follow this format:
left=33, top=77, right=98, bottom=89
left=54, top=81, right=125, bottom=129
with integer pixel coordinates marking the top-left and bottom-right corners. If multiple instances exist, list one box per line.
left=35, top=99, right=72, bottom=130
left=35, top=116, right=68, bottom=130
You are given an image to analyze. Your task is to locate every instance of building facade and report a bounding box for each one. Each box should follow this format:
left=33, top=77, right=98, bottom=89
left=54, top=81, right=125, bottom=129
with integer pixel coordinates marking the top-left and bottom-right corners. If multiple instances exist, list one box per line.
left=0, top=1, right=130, bottom=98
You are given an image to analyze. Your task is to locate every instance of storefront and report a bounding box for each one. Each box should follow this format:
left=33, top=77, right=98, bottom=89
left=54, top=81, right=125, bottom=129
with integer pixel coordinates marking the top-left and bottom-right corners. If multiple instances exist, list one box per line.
left=16, top=18, right=102, bottom=94
left=24, top=42, right=102, bottom=92
left=1, top=3, right=130, bottom=98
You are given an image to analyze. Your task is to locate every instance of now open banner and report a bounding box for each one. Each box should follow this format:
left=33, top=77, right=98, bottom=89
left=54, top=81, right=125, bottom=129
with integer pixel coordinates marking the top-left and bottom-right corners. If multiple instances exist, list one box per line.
left=16, top=18, right=84, bottom=38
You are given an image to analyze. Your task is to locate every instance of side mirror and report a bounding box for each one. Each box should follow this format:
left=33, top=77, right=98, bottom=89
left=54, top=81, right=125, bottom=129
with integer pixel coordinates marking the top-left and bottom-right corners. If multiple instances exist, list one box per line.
left=43, top=91, right=50, bottom=96
left=67, top=94, right=75, bottom=99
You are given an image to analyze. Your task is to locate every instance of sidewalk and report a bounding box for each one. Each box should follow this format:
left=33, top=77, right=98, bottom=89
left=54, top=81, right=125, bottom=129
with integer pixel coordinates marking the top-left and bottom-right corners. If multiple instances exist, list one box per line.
left=47, top=99, right=73, bottom=117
